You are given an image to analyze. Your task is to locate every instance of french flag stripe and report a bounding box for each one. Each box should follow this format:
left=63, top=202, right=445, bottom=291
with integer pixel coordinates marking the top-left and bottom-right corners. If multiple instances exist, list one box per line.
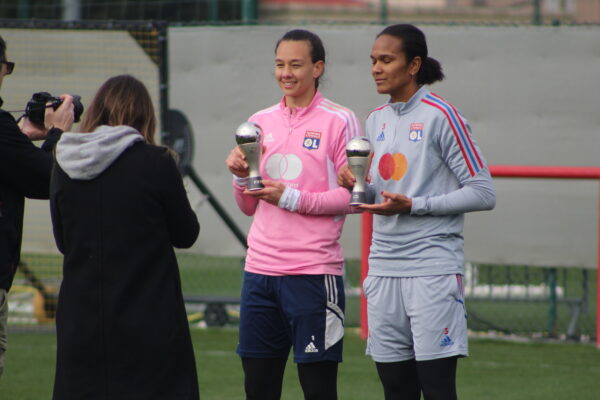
left=422, top=98, right=476, bottom=176
left=430, top=93, right=484, bottom=168
left=425, top=94, right=481, bottom=173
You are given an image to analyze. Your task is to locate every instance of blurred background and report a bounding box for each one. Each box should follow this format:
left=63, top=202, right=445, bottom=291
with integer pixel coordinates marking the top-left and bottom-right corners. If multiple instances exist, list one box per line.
left=0, top=0, right=599, bottom=24
left=1, top=0, right=598, bottom=342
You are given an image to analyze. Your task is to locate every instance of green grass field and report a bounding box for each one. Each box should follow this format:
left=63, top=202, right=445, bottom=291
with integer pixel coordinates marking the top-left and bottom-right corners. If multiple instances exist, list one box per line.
left=2, top=328, right=600, bottom=399
left=14, top=253, right=598, bottom=338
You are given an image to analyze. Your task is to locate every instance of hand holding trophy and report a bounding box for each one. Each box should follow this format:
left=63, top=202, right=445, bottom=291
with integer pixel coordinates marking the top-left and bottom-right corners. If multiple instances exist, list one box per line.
left=346, top=137, right=372, bottom=205
left=235, top=121, right=265, bottom=191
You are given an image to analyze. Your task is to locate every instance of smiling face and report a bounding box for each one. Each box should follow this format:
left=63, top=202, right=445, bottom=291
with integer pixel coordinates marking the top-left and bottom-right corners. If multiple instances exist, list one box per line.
left=275, top=40, right=324, bottom=108
left=370, top=34, right=421, bottom=103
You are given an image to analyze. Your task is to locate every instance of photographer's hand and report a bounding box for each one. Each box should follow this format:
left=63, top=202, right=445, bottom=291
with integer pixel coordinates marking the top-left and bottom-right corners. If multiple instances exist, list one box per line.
left=19, top=116, right=47, bottom=141
left=46, top=94, right=75, bottom=132
left=19, top=94, right=75, bottom=141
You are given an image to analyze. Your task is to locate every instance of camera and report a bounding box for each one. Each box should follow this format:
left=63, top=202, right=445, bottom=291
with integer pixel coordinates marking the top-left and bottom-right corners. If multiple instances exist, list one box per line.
left=25, top=92, right=84, bottom=128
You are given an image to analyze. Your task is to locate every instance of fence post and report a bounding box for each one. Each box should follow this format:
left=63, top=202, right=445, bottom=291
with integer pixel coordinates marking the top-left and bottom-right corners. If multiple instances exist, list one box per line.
left=597, top=183, right=599, bottom=348
left=360, top=212, right=373, bottom=340
left=241, top=0, right=257, bottom=24
left=547, top=268, right=558, bottom=336
left=380, top=0, right=388, bottom=25
left=532, top=0, right=542, bottom=25
left=209, top=0, right=219, bottom=23
left=17, top=0, right=30, bottom=18
left=62, top=0, right=81, bottom=20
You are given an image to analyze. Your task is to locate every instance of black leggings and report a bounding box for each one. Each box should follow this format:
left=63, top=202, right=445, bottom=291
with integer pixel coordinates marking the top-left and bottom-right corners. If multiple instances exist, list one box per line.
left=375, top=356, right=458, bottom=400
left=242, top=357, right=338, bottom=400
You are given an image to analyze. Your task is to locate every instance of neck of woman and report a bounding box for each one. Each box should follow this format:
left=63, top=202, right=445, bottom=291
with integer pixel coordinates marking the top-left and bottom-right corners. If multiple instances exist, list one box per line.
left=391, top=82, right=421, bottom=103
left=285, top=87, right=317, bottom=110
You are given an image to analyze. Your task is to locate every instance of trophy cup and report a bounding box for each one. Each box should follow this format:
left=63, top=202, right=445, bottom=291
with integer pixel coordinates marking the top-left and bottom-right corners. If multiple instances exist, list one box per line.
left=346, top=137, right=372, bottom=205
left=235, top=121, right=264, bottom=191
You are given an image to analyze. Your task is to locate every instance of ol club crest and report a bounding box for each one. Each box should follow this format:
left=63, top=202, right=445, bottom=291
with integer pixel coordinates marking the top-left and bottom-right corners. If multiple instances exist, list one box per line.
left=409, top=123, right=424, bottom=142
left=303, top=131, right=321, bottom=150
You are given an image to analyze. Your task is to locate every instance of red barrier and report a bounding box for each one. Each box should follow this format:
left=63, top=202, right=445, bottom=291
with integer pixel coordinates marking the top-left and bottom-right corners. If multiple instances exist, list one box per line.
left=489, top=165, right=600, bottom=180
left=359, top=165, right=600, bottom=346
left=359, top=212, right=372, bottom=340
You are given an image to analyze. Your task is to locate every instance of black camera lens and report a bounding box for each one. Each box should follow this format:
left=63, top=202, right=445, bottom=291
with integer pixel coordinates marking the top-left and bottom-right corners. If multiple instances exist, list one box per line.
left=25, top=92, right=84, bottom=127
left=71, top=95, right=84, bottom=123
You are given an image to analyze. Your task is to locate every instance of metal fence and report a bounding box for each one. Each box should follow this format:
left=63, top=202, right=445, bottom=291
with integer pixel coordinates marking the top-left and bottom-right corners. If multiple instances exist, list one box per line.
left=1, top=0, right=600, bottom=25
left=464, top=263, right=595, bottom=341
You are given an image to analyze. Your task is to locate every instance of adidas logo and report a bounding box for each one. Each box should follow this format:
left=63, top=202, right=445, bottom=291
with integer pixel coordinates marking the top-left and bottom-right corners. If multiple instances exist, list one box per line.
left=304, top=342, right=319, bottom=353
left=440, top=335, right=454, bottom=347
left=376, top=131, right=385, bottom=141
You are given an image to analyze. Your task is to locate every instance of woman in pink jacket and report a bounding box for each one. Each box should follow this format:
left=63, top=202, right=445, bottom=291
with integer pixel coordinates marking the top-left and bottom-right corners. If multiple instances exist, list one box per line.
left=226, top=29, right=362, bottom=400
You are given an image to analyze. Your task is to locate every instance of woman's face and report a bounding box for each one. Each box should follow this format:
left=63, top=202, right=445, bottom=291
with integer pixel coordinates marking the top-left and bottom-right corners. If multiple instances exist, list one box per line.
left=370, top=34, right=420, bottom=102
left=275, top=40, right=323, bottom=106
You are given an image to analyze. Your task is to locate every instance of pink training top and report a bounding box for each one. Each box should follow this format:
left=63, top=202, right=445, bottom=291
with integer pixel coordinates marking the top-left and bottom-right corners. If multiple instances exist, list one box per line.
left=233, top=91, right=362, bottom=276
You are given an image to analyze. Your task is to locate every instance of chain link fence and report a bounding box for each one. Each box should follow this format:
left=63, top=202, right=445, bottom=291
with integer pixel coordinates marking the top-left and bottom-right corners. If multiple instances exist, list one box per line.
left=1, top=0, right=599, bottom=25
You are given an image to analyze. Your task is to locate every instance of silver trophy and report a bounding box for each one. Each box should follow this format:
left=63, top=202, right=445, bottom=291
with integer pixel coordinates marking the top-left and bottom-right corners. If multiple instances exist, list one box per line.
left=235, top=121, right=264, bottom=191
left=346, top=137, right=372, bottom=205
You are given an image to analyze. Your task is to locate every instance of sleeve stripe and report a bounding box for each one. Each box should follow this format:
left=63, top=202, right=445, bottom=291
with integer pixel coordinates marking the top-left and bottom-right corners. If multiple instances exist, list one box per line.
left=318, top=101, right=361, bottom=142
left=426, top=94, right=482, bottom=172
left=320, top=99, right=361, bottom=140
left=251, top=104, right=279, bottom=118
left=430, top=93, right=484, bottom=168
left=317, top=104, right=352, bottom=142
left=423, top=94, right=483, bottom=175
left=422, top=98, right=477, bottom=176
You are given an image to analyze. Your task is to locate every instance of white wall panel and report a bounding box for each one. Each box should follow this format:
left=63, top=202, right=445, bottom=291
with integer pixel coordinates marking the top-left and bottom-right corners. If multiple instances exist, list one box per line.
left=168, top=25, right=600, bottom=267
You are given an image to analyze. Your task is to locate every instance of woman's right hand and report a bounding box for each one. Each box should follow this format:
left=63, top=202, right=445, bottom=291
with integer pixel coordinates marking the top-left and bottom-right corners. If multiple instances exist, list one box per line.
left=337, top=164, right=355, bottom=190
left=48, top=94, right=75, bottom=132
left=226, top=146, right=249, bottom=177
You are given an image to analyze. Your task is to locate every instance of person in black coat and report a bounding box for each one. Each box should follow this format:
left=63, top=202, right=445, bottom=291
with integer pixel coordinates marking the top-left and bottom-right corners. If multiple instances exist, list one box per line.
left=0, top=34, right=74, bottom=379
left=50, top=75, right=200, bottom=399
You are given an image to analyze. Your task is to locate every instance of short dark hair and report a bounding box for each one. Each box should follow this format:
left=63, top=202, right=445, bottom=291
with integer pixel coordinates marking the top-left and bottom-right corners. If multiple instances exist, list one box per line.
left=0, top=35, right=6, bottom=63
left=378, top=24, right=444, bottom=85
left=275, top=29, right=326, bottom=88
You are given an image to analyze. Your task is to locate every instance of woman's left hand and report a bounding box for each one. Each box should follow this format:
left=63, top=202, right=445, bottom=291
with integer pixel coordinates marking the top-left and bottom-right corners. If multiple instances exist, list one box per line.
left=243, top=179, right=286, bottom=206
left=358, top=191, right=412, bottom=215
left=19, top=116, right=47, bottom=140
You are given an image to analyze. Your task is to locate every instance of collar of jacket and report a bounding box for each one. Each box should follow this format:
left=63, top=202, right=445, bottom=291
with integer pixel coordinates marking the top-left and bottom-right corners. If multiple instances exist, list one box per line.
left=279, top=90, right=324, bottom=121
left=388, top=86, right=428, bottom=116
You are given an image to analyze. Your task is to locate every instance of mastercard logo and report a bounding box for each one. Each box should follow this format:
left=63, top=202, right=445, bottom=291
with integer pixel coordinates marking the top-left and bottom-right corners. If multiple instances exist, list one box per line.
left=265, top=153, right=303, bottom=180
left=378, top=153, right=407, bottom=181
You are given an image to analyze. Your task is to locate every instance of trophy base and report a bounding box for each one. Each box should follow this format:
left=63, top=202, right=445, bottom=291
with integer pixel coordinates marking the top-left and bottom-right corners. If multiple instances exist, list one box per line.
left=349, top=191, right=367, bottom=206
left=247, top=176, right=264, bottom=191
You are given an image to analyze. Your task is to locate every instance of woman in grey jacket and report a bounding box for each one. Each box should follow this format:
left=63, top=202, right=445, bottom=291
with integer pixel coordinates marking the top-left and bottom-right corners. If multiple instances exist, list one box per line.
left=50, top=75, right=200, bottom=399
left=339, top=24, right=496, bottom=400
